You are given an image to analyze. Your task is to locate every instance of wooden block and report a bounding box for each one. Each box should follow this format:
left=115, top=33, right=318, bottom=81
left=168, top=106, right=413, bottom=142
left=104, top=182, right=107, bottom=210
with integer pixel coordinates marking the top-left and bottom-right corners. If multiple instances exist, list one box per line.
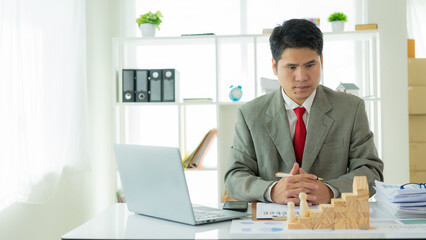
left=357, top=196, right=369, bottom=213
left=334, top=211, right=346, bottom=219
left=355, top=189, right=369, bottom=200
left=355, top=23, right=378, bottom=31
left=318, top=204, right=334, bottom=229
left=342, top=193, right=358, bottom=218
left=352, top=176, right=369, bottom=198
left=299, top=217, right=312, bottom=229
left=358, top=209, right=369, bottom=218
left=354, top=192, right=370, bottom=229
left=347, top=223, right=359, bottom=229
left=341, top=192, right=357, bottom=203
left=309, top=209, right=322, bottom=229
left=334, top=223, right=347, bottom=229
left=333, top=207, right=346, bottom=228
left=331, top=198, right=346, bottom=210
left=287, top=220, right=302, bottom=229
left=353, top=176, right=368, bottom=189
left=358, top=217, right=370, bottom=229
left=346, top=217, right=359, bottom=229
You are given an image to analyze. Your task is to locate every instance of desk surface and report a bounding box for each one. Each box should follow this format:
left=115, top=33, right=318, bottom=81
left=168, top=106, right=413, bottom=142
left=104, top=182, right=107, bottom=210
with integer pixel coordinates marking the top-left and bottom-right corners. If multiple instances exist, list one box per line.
left=62, top=202, right=426, bottom=239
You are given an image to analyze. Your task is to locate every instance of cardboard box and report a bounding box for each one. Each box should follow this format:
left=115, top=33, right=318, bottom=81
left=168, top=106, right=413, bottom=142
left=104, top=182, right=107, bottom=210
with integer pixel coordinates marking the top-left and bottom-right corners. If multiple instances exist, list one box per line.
left=409, top=143, right=426, bottom=171
left=408, top=39, right=415, bottom=58
left=410, top=171, right=426, bottom=182
left=355, top=24, right=378, bottom=31
left=408, top=86, right=426, bottom=114
left=408, top=58, right=426, bottom=86
left=409, top=115, right=426, bottom=142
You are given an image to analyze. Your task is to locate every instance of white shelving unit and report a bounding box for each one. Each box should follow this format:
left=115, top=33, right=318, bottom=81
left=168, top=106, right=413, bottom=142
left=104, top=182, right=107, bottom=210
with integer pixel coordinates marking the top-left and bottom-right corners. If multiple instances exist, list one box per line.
left=112, top=30, right=381, bottom=202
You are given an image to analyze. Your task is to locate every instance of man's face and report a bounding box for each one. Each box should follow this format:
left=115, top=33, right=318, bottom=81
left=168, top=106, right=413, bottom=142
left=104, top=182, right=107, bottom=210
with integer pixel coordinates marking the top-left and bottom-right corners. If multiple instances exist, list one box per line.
left=272, top=47, right=322, bottom=105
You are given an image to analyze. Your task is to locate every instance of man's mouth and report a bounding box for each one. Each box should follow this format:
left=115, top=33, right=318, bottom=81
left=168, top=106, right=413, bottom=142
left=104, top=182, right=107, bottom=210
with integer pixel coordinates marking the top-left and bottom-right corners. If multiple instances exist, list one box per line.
left=295, top=86, right=310, bottom=90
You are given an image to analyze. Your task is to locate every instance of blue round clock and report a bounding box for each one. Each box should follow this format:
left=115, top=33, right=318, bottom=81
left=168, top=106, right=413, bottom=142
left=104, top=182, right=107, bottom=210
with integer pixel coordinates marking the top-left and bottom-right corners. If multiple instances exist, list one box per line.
left=229, top=85, right=243, bottom=101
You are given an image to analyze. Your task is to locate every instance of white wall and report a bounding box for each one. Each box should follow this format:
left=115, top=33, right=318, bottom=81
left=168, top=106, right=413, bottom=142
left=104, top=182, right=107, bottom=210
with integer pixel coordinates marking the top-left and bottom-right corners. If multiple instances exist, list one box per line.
left=0, top=174, right=96, bottom=240
left=367, top=0, right=410, bottom=183
left=86, top=0, right=118, bottom=212
left=0, top=1, right=118, bottom=239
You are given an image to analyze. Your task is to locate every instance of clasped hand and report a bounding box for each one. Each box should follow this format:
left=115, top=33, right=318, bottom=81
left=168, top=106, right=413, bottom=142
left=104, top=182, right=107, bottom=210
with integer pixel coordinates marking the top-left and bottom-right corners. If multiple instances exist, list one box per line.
left=271, top=162, right=333, bottom=205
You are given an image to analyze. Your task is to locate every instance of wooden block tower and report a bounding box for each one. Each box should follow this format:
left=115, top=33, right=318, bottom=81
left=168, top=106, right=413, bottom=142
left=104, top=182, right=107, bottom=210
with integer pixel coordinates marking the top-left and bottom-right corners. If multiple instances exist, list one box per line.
left=286, top=176, right=370, bottom=230
left=353, top=175, right=370, bottom=229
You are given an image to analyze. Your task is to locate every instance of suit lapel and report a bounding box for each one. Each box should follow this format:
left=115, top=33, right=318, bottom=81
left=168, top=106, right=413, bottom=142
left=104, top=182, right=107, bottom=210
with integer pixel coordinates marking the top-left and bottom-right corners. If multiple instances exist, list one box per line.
left=264, top=89, right=297, bottom=167
left=301, top=86, right=334, bottom=172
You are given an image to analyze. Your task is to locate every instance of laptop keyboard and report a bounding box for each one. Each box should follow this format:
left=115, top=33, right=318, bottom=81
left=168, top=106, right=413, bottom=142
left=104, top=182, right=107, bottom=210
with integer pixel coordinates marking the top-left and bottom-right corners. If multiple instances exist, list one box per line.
left=193, top=209, right=228, bottom=221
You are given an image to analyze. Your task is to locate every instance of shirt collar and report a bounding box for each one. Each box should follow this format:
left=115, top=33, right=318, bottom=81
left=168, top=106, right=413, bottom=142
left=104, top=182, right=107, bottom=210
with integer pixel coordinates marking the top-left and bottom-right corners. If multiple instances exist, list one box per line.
left=281, top=88, right=317, bottom=114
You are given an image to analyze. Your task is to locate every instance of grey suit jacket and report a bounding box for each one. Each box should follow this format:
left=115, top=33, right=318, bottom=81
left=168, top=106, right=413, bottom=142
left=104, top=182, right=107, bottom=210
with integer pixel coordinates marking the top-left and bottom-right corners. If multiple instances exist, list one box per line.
left=224, top=85, right=384, bottom=202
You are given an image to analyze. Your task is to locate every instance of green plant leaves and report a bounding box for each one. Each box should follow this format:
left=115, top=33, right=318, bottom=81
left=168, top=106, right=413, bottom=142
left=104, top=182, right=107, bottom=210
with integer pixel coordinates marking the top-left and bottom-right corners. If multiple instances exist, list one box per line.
left=328, top=12, right=347, bottom=22
left=136, top=11, right=163, bottom=30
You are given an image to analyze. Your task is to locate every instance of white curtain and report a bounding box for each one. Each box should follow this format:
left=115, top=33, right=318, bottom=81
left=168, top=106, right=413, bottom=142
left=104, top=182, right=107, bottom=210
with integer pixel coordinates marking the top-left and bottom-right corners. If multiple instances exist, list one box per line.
left=407, top=0, right=426, bottom=58
left=0, top=0, right=89, bottom=209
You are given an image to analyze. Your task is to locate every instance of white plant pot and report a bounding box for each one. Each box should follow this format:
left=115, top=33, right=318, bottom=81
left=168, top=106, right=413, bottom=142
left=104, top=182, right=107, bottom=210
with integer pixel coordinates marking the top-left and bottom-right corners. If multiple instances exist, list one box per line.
left=139, top=23, right=156, bottom=37
left=331, top=21, right=345, bottom=32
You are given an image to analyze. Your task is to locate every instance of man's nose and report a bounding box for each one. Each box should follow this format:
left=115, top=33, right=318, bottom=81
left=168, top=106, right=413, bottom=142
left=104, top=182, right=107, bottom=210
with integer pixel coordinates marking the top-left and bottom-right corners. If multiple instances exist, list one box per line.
left=295, top=68, right=309, bottom=82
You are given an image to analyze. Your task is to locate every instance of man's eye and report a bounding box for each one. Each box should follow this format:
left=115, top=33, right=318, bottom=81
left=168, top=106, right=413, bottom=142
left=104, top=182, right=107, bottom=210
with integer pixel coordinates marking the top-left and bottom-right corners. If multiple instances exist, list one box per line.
left=287, top=66, right=296, bottom=70
left=306, top=64, right=315, bottom=68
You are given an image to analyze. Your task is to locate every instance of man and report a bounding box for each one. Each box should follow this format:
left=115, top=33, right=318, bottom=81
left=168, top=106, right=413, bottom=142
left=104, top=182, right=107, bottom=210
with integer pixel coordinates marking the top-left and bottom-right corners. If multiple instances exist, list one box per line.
left=224, top=19, right=384, bottom=205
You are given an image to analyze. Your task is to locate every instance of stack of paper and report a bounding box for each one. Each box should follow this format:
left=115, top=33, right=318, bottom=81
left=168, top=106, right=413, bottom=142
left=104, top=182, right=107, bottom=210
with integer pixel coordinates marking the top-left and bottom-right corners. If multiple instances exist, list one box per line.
left=374, top=180, right=426, bottom=219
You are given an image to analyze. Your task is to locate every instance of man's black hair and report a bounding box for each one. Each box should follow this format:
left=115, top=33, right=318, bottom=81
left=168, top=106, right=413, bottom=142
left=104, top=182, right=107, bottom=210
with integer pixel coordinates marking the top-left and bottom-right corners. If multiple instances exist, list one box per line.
left=269, top=19, right=323, bottom=64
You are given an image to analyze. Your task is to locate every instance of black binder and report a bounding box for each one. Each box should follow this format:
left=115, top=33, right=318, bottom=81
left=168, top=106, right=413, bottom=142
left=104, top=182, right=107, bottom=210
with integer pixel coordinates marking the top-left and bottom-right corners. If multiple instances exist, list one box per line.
left=149, top=69, right=162, bottom=102
left=122, top=69, right=135, bottom=102
left=162, top=69, right=175, bottom=102
left=135, top=69, right=149, bottom=102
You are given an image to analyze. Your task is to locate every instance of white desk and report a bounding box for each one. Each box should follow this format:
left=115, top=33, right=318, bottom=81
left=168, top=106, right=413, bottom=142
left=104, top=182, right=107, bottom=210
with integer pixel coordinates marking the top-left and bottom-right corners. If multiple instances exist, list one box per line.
left=62, top=202, right=426, bottom=239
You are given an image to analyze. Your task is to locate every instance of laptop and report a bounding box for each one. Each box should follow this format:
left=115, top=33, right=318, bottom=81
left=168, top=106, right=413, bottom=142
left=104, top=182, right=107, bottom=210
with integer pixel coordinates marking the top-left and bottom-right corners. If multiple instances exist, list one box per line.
left=113, top=144, right=249, bottom=225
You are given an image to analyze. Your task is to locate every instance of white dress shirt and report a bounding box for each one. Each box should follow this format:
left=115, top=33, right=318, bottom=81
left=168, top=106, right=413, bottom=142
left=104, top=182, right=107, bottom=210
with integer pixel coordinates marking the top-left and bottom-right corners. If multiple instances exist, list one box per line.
left=264, top=88, right=338, bottom=202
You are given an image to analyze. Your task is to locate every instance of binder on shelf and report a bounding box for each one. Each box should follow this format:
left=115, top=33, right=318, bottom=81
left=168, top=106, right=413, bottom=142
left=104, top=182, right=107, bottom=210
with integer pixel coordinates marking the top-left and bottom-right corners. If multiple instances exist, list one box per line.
left=149, top=69, right=162, bottom=102
left=135, top=69, right=149, bottom=102
left=122, top=69, right=135, bottom=102
left=162, top=69, right=175, bottom=102
left=183, top=128, right=217, bottom=169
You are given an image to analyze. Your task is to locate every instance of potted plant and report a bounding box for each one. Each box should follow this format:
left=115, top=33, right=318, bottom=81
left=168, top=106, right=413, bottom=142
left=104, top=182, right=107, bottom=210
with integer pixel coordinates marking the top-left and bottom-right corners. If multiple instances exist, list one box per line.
left=136, top=11, right=163, bottom=37
left=328, top=12, right=347, bottom=32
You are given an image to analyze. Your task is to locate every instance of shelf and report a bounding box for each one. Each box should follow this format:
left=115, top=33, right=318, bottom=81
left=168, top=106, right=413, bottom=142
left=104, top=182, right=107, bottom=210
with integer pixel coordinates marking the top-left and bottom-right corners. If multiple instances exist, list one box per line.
left=184, top=167, right=217, bottom=171
left=116, top=96, right=379, bottom=107
left=323, top=30, right=379, bottom=41
left=115, top=101, right=248, bottom=107
left=112, top=30, right=379, bottom=44
left=116, top=102, right=180, bottom=106
left=217, top=101, right=247, bottom=106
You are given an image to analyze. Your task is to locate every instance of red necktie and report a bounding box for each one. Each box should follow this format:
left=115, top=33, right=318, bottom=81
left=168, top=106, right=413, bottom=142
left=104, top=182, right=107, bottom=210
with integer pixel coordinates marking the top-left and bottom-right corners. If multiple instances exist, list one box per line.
left=293, top=107, right=306, bottom=166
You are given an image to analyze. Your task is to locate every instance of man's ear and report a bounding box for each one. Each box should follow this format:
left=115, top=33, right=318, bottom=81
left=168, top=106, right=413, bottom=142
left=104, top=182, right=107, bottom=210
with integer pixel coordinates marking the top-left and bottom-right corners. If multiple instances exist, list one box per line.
left=272, top=58, right=278, bottom=75
left=320, top=54, right=323, bottom=66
